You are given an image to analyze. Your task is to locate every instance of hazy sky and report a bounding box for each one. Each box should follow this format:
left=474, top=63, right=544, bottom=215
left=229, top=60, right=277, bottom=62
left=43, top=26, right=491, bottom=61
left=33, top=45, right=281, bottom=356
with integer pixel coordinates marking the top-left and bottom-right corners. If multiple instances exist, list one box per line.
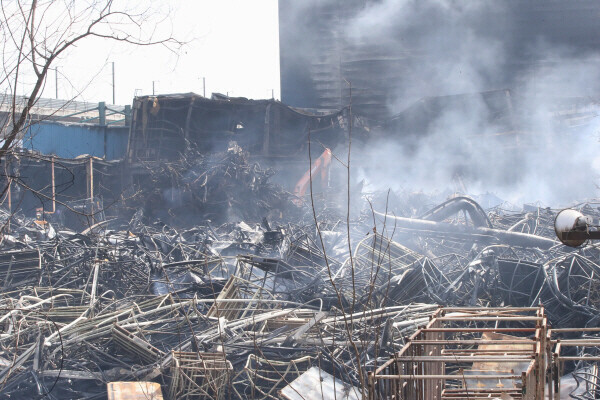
left=39, top=1, right=280, bottom=105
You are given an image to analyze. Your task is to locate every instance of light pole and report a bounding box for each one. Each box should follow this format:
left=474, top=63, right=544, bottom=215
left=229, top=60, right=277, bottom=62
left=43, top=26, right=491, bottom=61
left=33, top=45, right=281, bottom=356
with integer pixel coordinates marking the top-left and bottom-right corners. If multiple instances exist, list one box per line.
left=198, top=77, right=206, bottom=97
left=111, top=62, right=115, bottom=104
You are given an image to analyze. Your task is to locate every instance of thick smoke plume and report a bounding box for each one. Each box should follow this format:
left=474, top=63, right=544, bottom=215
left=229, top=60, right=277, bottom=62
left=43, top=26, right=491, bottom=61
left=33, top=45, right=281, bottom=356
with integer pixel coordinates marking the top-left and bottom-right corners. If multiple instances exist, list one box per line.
left=301, top=0, right=600, bottom=207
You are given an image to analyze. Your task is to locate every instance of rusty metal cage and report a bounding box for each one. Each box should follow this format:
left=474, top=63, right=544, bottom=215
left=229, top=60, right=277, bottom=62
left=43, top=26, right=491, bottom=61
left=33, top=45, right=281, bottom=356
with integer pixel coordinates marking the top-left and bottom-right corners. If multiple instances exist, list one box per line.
left=549, top=327, right=600, bottom=399
left=368, top=306, right=548, bottom=399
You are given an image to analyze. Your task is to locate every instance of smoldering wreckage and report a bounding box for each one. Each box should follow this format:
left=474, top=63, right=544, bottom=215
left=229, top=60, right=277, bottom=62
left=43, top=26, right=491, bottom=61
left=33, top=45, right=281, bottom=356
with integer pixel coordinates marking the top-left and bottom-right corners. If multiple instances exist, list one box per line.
left=1, top=94, right=600, bottom=399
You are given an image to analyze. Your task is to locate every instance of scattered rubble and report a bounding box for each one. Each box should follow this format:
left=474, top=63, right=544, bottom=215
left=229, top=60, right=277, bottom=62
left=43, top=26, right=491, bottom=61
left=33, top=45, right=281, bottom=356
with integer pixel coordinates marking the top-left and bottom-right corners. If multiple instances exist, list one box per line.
left=0, top=155, right=599, bottom=398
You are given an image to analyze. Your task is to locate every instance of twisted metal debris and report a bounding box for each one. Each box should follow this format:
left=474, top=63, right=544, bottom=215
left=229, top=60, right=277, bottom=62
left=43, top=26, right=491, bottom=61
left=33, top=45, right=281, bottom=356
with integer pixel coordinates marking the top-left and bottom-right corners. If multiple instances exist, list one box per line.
left=0, top=155, right=599, bottom=398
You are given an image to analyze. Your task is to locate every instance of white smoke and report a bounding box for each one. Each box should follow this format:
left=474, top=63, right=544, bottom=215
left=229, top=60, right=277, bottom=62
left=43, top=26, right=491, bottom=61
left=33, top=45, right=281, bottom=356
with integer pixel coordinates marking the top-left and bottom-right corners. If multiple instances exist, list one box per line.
left=336, top=0, right=600, bottom=207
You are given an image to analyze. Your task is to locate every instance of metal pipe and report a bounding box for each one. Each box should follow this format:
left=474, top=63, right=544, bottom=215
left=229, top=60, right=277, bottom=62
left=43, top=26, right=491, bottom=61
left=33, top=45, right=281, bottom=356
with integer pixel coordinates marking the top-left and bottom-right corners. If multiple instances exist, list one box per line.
left=375, top=211, right=557, bottom=249
left=436, top=316, right=543, bottom=321
left=419, top=196, right=493, bottom=228
left=89, top=157, right=94, bottom=223
left=422, top=328, right=537, bottom=332
left=394, top=356, right=533, bottom=362
left=89, top=157, right=94, bottom=200
left=7, top=179, right=10, bottom=233
left=373, top=374, right=522, bottom=380
left=408, top=340, right=535, bottom=345
left=47, top=157, right=56, bottom=214
left=441, top=307, right=540, bottom=311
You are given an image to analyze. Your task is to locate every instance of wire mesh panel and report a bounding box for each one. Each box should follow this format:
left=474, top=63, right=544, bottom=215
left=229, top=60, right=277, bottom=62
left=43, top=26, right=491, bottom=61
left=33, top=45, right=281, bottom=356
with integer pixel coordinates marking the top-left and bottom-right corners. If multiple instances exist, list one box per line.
left=206, top=274, right=278, bottom=321
left=232, top=355, right=313, bottom=400
left=168, top=351, right=232, bottom=400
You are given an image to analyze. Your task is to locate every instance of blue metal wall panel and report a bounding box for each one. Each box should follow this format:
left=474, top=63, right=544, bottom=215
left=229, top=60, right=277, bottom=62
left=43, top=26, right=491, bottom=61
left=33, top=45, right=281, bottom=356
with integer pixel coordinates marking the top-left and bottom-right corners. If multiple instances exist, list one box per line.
left=105, top=127, right=129, bottom=160
left=23, top=122, right=128, bottom=160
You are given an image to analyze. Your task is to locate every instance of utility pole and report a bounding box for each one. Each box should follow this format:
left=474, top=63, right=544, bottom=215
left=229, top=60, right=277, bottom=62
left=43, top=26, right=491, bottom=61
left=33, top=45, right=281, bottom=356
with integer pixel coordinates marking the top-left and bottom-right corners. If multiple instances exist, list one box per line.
left=152, top=81, right=155, bottom=95
left=111, top=62, right=115, bottom=104
left=55, top=67, right=58, bottom=99
left=203, top=77, right=206, bottom=97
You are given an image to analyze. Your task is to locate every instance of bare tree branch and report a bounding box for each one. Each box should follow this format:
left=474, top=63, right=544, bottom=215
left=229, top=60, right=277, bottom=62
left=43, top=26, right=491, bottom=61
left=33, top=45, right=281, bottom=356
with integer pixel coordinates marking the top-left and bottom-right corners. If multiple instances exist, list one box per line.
left=0, top=0, right=184, bottom=161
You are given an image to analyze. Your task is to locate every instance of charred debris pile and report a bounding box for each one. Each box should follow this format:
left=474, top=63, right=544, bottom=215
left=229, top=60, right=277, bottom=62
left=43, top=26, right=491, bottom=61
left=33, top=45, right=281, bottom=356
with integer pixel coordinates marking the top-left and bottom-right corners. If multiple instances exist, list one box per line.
left=1, top=183, right=600, bottom=397
left=1, top=94, right=600, bottom=398
left=130, top=142, right=298, bottom=225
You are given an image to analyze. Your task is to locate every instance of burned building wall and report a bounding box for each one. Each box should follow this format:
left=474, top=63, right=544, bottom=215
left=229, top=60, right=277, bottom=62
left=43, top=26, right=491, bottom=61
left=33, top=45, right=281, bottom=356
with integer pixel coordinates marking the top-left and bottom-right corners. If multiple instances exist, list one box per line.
left=126, top=93, right=353, bottom=163
left=122, top=93, right=373, bottom=225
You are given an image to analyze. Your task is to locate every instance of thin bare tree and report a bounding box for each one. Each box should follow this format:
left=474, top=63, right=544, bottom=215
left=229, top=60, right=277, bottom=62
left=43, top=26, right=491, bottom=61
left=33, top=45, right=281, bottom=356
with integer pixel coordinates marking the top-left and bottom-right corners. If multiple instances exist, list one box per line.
left=0, top=0, right=183, bottom=160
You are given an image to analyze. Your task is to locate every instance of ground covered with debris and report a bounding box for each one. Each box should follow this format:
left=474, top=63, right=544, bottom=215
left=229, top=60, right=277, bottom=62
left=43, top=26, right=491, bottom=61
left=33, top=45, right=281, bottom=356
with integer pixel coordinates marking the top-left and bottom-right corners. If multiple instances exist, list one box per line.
left=0, top=150, right=599, bottom=399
